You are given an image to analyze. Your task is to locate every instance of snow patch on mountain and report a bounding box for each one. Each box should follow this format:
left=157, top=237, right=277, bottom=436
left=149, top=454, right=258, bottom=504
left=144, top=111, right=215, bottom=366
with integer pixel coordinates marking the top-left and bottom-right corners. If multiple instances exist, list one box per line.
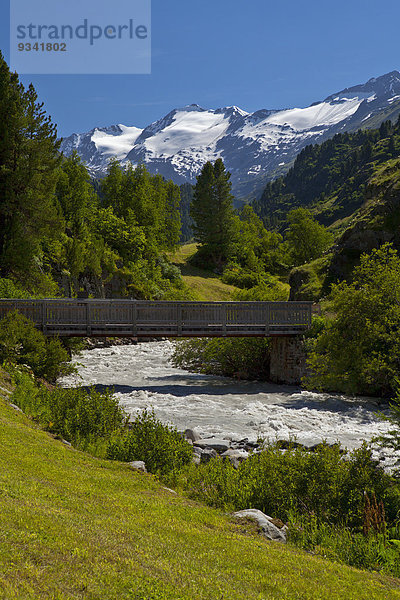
left=92, top=125, right=143, bottom=159
left=265, top=95, right=369, bottom=131
left=142, top=108, right=229, bottom=155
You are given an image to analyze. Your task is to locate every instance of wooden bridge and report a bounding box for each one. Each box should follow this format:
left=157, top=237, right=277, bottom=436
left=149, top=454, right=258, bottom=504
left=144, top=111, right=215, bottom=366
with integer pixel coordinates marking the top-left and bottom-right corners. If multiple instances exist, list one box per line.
left=0, top=300, right=313, bottom=338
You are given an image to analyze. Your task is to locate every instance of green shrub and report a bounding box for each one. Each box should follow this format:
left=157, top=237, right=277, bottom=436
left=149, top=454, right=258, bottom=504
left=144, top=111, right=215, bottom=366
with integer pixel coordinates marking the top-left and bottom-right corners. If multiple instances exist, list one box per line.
left=46, top=387, right=126, bottom=444
left=174, top=443, right=395, bottom=528
left=157, top=256, right=182, bottom=283
left=285, top=208, right=333, bottom=266
left=222, top=266, right=261, bottom=289
left=288, top=256, right=331, bottom=302
left=11, top=372, right=126, bottom=448
left=0, top=310, right=73, bottom=381
left=306, top=244, right=400, bottom=396
left=0, top=277, right=31, bottom=298
left=289, top=517, right=400, bottom=576
left=172, top=337, right=271, bottom=379
left=106, top=409, right=193, bottom=475
left=233, top=280, right=289, bottom=301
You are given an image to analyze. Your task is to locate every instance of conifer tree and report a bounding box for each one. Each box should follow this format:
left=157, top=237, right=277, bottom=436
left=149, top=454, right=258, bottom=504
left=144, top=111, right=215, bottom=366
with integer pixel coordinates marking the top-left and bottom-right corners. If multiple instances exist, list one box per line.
left=55, top=152, right=102, bottom=286
left=163, top=180, right=181, bottom=251
left=101, top=159, right=125, bottom=215
left=0, top=53, right=62, bottom=278
left=191, top=158, right=235, bottom=269
left=56, top=151, right=97, bottom=233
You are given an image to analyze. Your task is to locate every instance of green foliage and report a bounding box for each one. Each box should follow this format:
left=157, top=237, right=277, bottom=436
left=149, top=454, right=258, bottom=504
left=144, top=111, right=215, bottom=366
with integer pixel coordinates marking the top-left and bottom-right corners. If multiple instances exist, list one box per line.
left=304, top=315, right=327, bottom=343
left=233, top=279, right=289, bottom=301
left=190, top=159, right=236, bottom=269
left=377, top=386, right=400, bottom=471
left=11, top=371, right=125, bottom=448
left=306, top=244, right=400, bottom=396
left=0, top=310, right=73, bottom=381
left=222, top=265, right=261, bottom=288
left=164, top=180, right=182, bottom=251
left=0, top=53, right=185, bottom=299
left=289, top=517, right=400, bottom=577
left=179, top=182, right=194, bottom=242
left=174, top=443, right=393, bottom=529
left=231, top=205, right=286, bottom=274
left=214, top=203, right=292, bottom=297
left=285, top=208, right=333, bottom=266
left=96, top=161, right=185, bottom=299
left=56, top=151, right=97, bottom=233
left=101, top=161, right=181, bottom=253
left=95, top=206, right=146, bottom=264
left=52, top=151, right=105, bottom=291
left=172, top=337, right=271, bottom=379
left=0, top=52, right=62, bottom=286
left=289, top=256, right=331, bottom=301
left=106, top=409, right=192, bottom=475
left=254, top=118, right=400, bottom=228
left=0, top=277, right=32, bottom=298
left=157, top=256, right=182, bottom=283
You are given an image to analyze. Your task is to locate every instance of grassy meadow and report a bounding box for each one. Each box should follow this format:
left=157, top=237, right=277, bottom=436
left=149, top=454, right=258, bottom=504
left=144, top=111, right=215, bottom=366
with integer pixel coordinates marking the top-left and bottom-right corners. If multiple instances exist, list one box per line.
left=0, top=380, right=400, bottom=599
left=169, top=243, right=239, bottom=300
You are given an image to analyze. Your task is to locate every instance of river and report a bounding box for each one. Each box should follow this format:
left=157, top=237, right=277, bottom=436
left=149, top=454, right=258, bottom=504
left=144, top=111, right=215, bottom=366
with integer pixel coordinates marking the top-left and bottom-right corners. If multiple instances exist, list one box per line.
left=59, top=340, right=397, bottom=464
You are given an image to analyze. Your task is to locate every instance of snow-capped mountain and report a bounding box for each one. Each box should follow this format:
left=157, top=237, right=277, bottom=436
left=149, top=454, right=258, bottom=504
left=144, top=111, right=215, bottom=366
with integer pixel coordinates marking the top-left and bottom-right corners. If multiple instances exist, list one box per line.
left=60, top=71, right=400, bottom=199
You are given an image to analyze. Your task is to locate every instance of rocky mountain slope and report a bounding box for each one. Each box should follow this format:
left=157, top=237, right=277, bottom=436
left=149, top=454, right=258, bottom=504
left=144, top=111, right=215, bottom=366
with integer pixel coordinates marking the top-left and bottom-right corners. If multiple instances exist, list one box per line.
left=285, top=150, right=400, bottom=300
left=60, top=71, right=400, bottom=200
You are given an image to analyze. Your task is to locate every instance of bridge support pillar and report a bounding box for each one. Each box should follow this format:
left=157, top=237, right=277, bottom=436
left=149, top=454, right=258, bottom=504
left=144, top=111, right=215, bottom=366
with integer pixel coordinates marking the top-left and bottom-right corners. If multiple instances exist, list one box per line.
left=269, top=336, right=307, bottom=385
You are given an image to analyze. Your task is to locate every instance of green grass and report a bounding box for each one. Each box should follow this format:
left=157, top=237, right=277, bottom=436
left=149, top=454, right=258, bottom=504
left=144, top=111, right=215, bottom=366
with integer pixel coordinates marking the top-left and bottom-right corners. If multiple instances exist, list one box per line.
left=169, top=243, right=239, bottom=300
left=169, top=243, right=198, bottom=265
left=1, top=387, right=400, bottom=599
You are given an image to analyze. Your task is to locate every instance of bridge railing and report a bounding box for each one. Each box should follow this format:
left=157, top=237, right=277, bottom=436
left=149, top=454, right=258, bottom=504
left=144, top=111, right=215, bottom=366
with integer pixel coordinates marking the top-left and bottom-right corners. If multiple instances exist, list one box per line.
left=0, top=300, right=313, bottom=337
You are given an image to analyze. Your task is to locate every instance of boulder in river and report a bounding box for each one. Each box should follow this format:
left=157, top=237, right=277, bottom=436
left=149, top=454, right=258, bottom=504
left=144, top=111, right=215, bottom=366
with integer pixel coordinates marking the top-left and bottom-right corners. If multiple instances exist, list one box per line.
left=192, top=453, right=201, bottom=465
left=221, top=448, right=249, bottom=468
left=232, top=509, right=287, bottom=542
left=194, top=438, right=231, bottom=453
left=200, top=448, right=218, bottom=464
left=184, top=428, right=202, bottom=443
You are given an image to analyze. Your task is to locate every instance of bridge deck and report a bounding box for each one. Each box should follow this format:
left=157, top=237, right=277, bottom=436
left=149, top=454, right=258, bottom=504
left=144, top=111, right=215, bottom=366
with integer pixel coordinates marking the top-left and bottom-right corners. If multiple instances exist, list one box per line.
left=0, top=300, right=313, bottom=338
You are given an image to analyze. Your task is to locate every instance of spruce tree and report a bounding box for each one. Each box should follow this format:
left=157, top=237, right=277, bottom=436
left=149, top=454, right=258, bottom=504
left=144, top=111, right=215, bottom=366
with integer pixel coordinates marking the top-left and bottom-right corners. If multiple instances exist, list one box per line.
left=179, top=183, right=194, bottom=242
left=55, top=152, right=101, bottom=287
left=191, top=158, right=235, bottom=269
left=0, top=53, right=62, bottom=279
left=101, top=159, right=125, bottom=215
left=56, top=151, right=97, bottom=233
left=163, top=180, right=181, bottom=251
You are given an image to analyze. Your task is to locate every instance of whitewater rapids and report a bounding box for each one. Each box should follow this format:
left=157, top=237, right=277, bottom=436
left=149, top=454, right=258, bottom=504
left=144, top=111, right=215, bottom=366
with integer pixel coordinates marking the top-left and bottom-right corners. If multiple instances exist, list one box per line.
left=59, top=341, right=397, bottom=463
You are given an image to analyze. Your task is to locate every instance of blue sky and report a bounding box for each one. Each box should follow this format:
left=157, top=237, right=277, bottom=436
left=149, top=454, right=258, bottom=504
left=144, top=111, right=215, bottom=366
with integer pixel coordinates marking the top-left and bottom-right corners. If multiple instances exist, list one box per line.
left=1, top=0, right=400, bottom=136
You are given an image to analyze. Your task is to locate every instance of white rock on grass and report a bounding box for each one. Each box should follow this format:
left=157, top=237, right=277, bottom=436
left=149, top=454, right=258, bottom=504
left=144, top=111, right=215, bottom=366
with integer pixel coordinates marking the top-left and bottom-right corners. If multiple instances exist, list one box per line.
left=129, top=461, right=147, bottom=473
left=232, top=509, right=287, bottom=542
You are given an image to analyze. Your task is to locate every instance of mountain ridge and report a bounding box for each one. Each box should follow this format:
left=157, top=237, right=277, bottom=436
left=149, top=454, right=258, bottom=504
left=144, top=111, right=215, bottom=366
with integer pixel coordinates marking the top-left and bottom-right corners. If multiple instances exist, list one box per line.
left=60, top=70, right=400, bottom=200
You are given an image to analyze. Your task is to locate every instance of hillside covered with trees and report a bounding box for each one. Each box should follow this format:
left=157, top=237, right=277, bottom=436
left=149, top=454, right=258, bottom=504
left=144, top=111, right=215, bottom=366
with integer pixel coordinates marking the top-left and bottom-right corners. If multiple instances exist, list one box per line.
left=0, top=53, right=187, bottom=300
left=254, top=119, right=400, bottom=230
